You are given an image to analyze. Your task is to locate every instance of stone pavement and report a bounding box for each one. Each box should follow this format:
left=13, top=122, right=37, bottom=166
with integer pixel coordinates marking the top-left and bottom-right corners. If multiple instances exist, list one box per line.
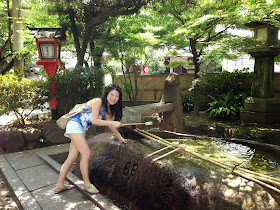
left=0, top=143, right=120, bottom=210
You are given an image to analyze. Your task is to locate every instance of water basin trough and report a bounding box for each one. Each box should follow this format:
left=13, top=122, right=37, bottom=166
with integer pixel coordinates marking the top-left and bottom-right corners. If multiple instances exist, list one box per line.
left=72, top=128, right=280, bottom=210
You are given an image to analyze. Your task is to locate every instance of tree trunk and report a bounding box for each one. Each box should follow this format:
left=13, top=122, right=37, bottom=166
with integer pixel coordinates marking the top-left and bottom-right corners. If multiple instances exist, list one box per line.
left=193, top=86, right=200, bottom=115
left=90, top=41, right=104, bottom=69
left=190, top=38, right=200, bottom=115
left=12, top=0, right=24, bottom=72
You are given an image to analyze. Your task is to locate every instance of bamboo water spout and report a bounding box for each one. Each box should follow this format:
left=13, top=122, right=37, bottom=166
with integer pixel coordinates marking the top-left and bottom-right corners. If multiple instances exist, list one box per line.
left=134, top=128, right=280, bottom=194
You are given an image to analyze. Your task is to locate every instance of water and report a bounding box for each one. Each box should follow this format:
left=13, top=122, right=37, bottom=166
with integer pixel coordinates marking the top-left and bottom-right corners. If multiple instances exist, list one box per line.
left=166, top=138, right=280, bottom=176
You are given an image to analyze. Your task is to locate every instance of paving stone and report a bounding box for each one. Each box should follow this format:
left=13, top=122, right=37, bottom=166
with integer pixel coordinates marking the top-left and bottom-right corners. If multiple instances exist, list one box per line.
left=1, top=144, right=122, bottom=210
left=32, top=143, right=70, bottom=156
left=16, top=164, right=58, bottom=191
left=87, top=193, right=121, bottom=210
left=4, top=151, right=44, bottom=170
left=0, top=155, right=41, bottom=210
left=32, top=184, right=100, bottom=210
left=40, top=152, right=121, bottom=210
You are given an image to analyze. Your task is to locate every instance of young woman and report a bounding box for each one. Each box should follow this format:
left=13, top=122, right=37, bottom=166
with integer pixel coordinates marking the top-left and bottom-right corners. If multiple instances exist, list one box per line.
left=54, top=84, right=127, bottom=194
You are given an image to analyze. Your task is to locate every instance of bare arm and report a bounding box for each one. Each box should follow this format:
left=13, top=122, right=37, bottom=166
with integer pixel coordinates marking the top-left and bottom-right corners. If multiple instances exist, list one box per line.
left=88, top=98, right=127, bottom=143
left=105, top=113, right=127, bottom=144
left=88, top=98, right=121, bottom=127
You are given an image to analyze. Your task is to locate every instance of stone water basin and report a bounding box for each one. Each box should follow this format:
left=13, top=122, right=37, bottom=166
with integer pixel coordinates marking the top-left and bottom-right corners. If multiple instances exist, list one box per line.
left=164, top=137, right=280, bottom=177
left=73, top=129, right=280, bottom=210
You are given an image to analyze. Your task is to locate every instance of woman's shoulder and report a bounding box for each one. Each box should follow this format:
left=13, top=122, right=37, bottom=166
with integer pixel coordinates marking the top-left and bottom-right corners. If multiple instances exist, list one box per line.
left=87, top=98, right=102, bottom=108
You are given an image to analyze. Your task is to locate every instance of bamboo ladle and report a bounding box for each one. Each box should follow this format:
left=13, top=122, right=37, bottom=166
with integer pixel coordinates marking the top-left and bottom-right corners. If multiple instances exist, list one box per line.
left=123, top=121, right=153, bottom=126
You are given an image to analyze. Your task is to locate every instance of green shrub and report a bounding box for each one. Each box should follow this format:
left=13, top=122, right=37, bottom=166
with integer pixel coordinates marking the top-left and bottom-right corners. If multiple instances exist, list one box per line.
left=206, top=91, right=247, bottom=121
left=200, top=68, right=252, bottom=98
left=181, top=92, right=193, bottom=112
left=0, top=74, right=50, bottom=126
left=54, top=66, right=104, bottom=113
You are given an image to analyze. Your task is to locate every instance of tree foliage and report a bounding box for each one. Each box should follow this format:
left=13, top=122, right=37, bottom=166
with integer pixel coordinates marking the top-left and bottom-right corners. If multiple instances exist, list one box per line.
left=49, top=0, right=149, bottom=67
left=0, top=0, right=61, bottom=75
left=54, top=66, right=104, bottom=115
left=148, top=0, right=245, bottom=114
left=200, top=68, right=252, bottom=98
left=0, top=0, right=13, bottom=75
left=0, top=74, right=50, bottom=125
left=147, top=0, right=280, bottom=114
left=100, top=13, right=156, bottom=105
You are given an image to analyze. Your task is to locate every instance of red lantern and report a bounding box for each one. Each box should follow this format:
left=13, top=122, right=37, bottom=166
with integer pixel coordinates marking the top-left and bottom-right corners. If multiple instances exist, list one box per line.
left=30, top=28, right=66, bottom=120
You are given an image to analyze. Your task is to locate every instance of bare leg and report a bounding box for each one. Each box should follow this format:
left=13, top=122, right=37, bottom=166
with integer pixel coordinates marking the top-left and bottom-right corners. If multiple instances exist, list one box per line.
left=67, top=133, right=99, bottom=193
left=54, top=141, right=79, bottom=192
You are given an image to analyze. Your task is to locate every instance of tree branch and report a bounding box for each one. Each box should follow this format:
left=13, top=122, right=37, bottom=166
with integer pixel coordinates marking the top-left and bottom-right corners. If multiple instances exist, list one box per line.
left=0, top=59, right=14, bottom=75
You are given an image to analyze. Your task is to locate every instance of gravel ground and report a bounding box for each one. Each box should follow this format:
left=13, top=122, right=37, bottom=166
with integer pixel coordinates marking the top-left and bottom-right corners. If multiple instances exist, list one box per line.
left=0, top=146, right=19, bottom=210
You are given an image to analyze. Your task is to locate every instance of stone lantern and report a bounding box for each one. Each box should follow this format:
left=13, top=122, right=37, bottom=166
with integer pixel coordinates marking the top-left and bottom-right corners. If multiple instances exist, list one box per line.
left=240, top=21, right=280, bottom=124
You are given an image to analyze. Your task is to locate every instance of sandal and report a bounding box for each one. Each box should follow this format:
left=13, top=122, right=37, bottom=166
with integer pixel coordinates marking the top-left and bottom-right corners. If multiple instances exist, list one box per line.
left=54, top=184, right=74, bottom=194
left=83, top=184, right=99, bottom=194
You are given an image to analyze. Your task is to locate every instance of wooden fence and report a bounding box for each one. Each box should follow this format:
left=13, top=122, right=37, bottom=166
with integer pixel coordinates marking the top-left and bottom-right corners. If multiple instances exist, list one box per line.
left=113, top=73, right=280, bottom=106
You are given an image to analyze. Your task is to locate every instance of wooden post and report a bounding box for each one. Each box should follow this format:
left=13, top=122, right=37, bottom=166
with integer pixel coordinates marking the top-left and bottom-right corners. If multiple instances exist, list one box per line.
left=160, top=73, right=184, bottom=132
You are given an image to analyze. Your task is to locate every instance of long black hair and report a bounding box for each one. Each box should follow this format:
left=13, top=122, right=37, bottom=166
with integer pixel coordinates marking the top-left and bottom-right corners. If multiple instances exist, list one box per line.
left=101, top=84, right=123, bottom=121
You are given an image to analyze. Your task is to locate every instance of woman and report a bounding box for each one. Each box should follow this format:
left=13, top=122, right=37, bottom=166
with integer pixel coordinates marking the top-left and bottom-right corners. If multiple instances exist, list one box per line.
left=54, top=84, right=127, bottom=194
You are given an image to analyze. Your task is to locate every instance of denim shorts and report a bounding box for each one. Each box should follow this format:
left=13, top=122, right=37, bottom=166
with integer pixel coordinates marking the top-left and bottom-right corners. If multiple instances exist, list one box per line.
left=64, top=119, right=86, bottom=138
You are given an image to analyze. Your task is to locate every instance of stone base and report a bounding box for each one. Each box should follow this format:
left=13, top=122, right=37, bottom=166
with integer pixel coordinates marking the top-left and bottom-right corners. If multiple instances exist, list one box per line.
left=240, top=110, right=280, bottom=124
left=241, top=97, right=280, bottom=124
left=244, top=97, right=280, bottom=112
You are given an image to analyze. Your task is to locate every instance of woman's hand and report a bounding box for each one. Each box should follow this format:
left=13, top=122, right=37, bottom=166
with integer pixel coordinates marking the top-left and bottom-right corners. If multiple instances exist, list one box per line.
left=112, top=121, right=123, bottom=128
left=119, top=138, right=128, bottom=144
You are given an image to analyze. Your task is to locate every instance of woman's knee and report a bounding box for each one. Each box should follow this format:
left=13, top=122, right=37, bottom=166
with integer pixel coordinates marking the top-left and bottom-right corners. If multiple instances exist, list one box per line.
left=65, top=154, right=78, bottom=164
left=81, top=149, right=91, bottom=160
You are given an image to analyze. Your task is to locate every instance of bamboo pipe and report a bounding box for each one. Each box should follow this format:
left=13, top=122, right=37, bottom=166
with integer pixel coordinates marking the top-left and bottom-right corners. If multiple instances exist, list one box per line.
left=180, top=148, right=280, bottom=193
left=134, top=129, right=280, bottom=193
left=153, top=148, right=180, bottom=161
left=233, top=170, right=280, bottom=188
left=136, top=129, right=234, bottom=170
left=221, top=161, right=280, bottom=183
left=135, top=128, right=172, bottom=145
left=123, top=121, right=153, bottom=126
left=182, top=149, right=280, bottom=188
left=166, top=137, right=280, bottom=183
left=167, top=138, right=192, bottom=142
left=147, top=146, right=172, bottom=157
left=232, top=170, right=280, bottom=194
left=138, top=129, right=280, bottom=185
left=173, top=142, right=280, bottom=193
left=133, top=129, right=170, bottom=147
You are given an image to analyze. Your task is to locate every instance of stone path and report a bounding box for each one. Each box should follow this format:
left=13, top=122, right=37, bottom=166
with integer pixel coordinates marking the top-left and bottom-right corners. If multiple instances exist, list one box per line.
left=0, top=144, right=121, bottom=210
left=0, top=145, right=18, bottom=209
left=0, top=175, right=18, bottom=209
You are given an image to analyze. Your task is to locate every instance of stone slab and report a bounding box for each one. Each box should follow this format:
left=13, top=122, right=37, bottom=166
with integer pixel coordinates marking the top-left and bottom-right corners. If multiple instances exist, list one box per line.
left=39, top=153, right=79, bottom=183
left=31, top=143, right=70, bottom=156
left=244, top=97, right=280, bottom=113
left=4, top=151, right=44, bottom=170
left=16, top=164, right=59, bottom=191
left=32, top=184, right=100, bottom=210
left=240, top=110, right=280, bottom=124
left=39, top=152, right=121, bottom=210
left=1, top=143, right=121, bottom=210
left=0, top=155, right=41, bottom=210
left=85, top=193, right=121, bottom=210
